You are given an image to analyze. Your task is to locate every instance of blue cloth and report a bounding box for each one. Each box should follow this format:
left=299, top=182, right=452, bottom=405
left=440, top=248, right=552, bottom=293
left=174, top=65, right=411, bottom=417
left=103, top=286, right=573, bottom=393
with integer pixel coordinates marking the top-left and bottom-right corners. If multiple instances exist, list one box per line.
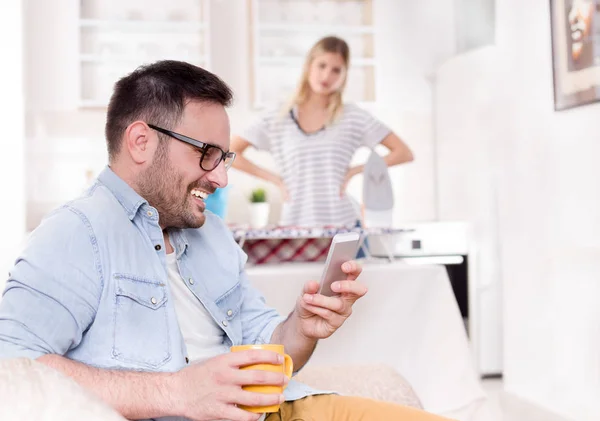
left=355, top=219, right=370, bottom=259
left=0, top=166, right=329, bottom=418
left=204, top=186, right=229, bottom=218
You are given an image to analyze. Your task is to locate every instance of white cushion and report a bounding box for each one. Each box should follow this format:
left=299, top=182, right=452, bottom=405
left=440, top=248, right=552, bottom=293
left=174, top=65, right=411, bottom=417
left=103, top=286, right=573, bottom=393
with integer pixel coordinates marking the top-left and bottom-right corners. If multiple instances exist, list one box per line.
left=0, top=357, right=126, bottom=420
left=294, top=364, right=423, bottom=409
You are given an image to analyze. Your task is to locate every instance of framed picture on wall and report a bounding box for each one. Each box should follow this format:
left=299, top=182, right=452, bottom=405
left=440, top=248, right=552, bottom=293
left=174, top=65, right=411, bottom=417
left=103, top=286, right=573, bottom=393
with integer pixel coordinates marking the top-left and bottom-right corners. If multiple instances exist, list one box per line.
left=550, top=0, right=600, bottom=110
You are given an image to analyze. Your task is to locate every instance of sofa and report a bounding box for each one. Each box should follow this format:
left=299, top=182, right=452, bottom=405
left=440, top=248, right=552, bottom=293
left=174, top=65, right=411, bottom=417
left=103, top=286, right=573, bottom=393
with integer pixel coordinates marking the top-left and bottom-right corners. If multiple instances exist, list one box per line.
left=0, top=357, right=421, bottom=419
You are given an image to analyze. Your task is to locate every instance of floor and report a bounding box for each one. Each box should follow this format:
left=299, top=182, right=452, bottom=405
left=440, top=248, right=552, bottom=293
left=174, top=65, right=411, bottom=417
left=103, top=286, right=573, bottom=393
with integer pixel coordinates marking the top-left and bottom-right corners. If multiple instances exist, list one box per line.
left=482, top=378, right=572, bottom=421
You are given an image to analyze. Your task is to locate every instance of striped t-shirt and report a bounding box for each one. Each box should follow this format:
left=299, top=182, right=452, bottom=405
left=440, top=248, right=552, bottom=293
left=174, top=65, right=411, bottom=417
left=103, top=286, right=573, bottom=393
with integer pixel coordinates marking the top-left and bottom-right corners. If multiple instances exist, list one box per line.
left=242, top=103, right=391, bottom=227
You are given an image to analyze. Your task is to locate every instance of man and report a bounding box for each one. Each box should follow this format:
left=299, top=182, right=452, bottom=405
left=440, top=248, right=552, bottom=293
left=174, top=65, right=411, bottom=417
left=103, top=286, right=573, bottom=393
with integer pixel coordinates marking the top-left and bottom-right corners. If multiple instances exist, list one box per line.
left=0, top=61, right=449, bottom=421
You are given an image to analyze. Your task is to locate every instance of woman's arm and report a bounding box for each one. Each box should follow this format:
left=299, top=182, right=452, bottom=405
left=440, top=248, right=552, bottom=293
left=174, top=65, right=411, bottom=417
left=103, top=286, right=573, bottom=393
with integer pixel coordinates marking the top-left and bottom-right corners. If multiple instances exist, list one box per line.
left=230, top=135, right=289, bottom=201
left=230, top=135, right=281, bottom=184
left=352, top=132, right=414, bottom=175
left=380, top=132, right=414, bottom=166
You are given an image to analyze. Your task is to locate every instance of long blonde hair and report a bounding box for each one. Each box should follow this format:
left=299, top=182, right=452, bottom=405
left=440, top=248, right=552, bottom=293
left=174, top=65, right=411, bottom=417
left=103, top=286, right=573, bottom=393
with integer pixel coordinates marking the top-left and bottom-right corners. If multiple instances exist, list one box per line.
left=286, top=36, right=350, bottom=124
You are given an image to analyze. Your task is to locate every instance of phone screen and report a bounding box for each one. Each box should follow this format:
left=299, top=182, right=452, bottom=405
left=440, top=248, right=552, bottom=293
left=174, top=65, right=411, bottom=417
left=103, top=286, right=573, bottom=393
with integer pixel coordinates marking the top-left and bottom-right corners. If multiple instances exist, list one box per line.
left=318, top=232, right=360, bottom=296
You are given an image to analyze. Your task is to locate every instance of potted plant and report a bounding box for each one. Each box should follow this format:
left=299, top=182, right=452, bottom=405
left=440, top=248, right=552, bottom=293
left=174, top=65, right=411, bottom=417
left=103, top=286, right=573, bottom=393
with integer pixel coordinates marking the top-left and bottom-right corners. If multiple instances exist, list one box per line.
left=249, top=188, right=269, bottom=228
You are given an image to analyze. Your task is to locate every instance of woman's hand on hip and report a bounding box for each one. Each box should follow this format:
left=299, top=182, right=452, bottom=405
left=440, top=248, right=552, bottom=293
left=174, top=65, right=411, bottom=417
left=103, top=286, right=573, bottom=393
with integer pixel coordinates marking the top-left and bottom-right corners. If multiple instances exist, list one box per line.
left=340, top=167, right=361, bottom=197
left=275, top=177, right=290, bottom=202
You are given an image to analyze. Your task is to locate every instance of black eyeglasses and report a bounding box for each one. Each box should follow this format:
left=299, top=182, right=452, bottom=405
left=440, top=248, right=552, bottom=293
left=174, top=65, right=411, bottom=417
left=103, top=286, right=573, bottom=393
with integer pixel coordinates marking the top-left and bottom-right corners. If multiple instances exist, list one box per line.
left=148, top=124, right=236, bottom=172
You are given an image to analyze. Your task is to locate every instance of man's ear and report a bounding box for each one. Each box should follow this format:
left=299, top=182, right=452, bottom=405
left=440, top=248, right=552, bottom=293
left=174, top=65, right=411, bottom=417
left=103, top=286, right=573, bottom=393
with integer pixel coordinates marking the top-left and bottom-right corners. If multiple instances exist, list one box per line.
left=124, top=121, right=156, bottom=164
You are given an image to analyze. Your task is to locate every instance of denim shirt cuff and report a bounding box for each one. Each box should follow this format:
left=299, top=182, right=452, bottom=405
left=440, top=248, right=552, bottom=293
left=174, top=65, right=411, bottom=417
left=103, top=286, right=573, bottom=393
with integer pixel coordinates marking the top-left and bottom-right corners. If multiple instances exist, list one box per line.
left=256, top=315, right=286, bottom=345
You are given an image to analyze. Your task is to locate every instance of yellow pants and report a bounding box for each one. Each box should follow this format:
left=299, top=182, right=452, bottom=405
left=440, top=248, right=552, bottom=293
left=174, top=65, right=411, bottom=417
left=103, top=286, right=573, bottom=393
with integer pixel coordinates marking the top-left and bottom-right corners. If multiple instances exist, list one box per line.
left=265, top=395, right=454, bottom=421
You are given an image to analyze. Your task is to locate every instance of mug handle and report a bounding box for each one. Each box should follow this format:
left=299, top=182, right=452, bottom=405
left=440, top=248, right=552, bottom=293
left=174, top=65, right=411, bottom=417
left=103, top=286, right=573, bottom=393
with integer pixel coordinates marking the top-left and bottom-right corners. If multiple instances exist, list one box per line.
left=282, top=354, right=293, bottom=390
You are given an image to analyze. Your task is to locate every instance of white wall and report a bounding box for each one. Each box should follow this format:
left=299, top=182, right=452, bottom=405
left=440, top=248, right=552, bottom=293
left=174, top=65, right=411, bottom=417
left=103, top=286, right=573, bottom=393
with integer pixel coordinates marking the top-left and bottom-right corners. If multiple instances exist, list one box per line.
left=436, top=0, right=600, bottom=419
left=0, top=1, right=26, bottom=292
left=436, top=46, right=509, bottom=375
left=23, top=0, right=108, bottom=230
left=24, top=0, right=444, bottom=230
left=368, top=0, right=457, bottom=224
left=24, top=0, right=78, bottom=111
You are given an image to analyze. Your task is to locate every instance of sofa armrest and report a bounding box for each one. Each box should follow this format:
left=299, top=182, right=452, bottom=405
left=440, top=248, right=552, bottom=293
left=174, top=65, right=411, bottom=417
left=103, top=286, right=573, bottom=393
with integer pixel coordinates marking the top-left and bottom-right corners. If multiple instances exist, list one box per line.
left=0, top=357, right=126, bottom=420
left=294, top=364, right=423, bottom=409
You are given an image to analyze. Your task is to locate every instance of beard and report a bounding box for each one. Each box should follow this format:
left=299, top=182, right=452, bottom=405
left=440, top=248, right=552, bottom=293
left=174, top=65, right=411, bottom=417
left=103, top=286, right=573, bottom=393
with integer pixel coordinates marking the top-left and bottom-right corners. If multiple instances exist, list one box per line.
left=136, top=146, right=213, bottom=229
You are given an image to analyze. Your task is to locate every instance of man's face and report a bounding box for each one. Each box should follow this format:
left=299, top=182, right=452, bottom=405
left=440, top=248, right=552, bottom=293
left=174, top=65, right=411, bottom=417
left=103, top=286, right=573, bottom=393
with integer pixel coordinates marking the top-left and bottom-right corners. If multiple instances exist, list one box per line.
left=568, top=0, right=595, bottom=60
left=137, top=101, right=231, bottom=229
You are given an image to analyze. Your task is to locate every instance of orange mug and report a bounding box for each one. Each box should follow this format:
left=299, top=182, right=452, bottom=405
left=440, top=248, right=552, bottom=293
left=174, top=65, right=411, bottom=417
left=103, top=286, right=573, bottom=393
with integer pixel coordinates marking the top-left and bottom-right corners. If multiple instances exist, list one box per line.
left=230, top=344, right=293, bottom=413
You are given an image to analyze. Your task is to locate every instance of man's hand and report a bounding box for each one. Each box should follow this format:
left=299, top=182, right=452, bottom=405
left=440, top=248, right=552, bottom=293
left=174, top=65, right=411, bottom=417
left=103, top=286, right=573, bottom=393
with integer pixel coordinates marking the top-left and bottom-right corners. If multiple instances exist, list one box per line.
left=295, top=260, right=366, bottom=339
left=170, top=350, right=288, bottom=421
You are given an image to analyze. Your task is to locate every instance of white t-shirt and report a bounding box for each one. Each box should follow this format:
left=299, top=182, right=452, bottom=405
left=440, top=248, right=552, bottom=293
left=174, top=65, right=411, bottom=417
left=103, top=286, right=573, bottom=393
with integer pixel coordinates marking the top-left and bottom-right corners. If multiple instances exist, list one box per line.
left=243, top=103, right=391, bottom=227
left=166, top=252, right=229, bottom=363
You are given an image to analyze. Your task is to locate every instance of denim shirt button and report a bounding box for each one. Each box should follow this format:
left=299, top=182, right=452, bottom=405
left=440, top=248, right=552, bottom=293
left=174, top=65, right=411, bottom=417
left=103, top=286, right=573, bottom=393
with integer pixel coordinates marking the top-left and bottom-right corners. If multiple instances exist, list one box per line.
left=227, top=309, right=233, bottom=317
left=222, top=320, right=228, bottom=327
left=188, top=278, right=194, bottom=285
left=151, top=297, right=157, bottom=305
left=154, top=244, right=161, bottom=251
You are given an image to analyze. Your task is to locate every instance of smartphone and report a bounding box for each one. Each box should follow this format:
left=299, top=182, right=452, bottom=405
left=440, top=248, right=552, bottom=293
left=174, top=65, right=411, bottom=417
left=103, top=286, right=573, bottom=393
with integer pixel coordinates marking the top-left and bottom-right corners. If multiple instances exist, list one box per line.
left=318, top=232, right=360, bottom=297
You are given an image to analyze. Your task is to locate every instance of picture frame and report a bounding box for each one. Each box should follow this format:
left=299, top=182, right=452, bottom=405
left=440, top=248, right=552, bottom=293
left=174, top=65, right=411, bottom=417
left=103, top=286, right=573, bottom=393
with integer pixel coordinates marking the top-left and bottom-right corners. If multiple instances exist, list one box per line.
left=549, top=0, right=600, bottom=110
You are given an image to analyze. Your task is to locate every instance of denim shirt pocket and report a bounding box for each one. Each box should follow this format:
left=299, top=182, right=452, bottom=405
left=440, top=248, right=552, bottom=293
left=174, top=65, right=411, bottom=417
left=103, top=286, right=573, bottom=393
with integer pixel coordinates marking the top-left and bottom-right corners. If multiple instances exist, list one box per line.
left=112, top=274, right=171, bottom=369
left=215, top=282, right=243, bottom=344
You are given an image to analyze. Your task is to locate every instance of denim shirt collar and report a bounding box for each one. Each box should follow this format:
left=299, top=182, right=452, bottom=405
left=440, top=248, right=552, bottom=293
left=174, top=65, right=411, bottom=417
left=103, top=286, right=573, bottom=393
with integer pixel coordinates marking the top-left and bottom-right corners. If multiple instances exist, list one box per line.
left=97, top=166, right=190, bottom=258
left=97, top=166, right=148, bottom=221
left=169, top=229, right=189, bottom=259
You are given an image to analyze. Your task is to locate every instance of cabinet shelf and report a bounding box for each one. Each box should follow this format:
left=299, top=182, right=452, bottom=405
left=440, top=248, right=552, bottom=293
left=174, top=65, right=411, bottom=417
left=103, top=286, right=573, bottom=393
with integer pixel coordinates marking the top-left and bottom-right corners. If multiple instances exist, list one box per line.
left=79, top=54, right=206, bottom=65
left=259, top=23, right=374, bottom=35
left=77, top=0, right=211, bottom=109
left=249, top=0, right=377, bottom=108
left=79, top=19, right=205, bottom=33
left=259, top=56, right=375, bottom=67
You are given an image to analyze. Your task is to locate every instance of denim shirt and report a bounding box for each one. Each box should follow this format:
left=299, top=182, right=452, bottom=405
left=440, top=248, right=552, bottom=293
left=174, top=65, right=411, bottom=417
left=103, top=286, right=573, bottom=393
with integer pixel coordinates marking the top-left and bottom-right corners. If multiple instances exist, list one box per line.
left=0, top=167, right=323, bottom=420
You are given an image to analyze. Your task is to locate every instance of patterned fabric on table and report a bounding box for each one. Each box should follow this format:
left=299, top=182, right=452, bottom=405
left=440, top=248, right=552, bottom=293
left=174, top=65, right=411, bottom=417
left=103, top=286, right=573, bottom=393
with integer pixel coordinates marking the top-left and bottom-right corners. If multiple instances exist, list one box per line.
left=242, top=238, right=333, bottom=265
left=230, top=225, right=409, bottom=265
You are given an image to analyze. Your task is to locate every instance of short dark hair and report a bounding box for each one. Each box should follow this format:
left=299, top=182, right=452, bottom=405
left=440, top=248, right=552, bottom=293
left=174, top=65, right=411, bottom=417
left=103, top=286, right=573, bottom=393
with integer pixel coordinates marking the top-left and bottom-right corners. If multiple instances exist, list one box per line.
left=105, top=60, right=233, bottom=161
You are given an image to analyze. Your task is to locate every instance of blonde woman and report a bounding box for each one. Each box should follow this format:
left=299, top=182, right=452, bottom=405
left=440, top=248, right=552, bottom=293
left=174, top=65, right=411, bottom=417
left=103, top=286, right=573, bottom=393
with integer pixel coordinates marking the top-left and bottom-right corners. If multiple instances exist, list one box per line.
left=231, top=36, right=414, bottom=227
